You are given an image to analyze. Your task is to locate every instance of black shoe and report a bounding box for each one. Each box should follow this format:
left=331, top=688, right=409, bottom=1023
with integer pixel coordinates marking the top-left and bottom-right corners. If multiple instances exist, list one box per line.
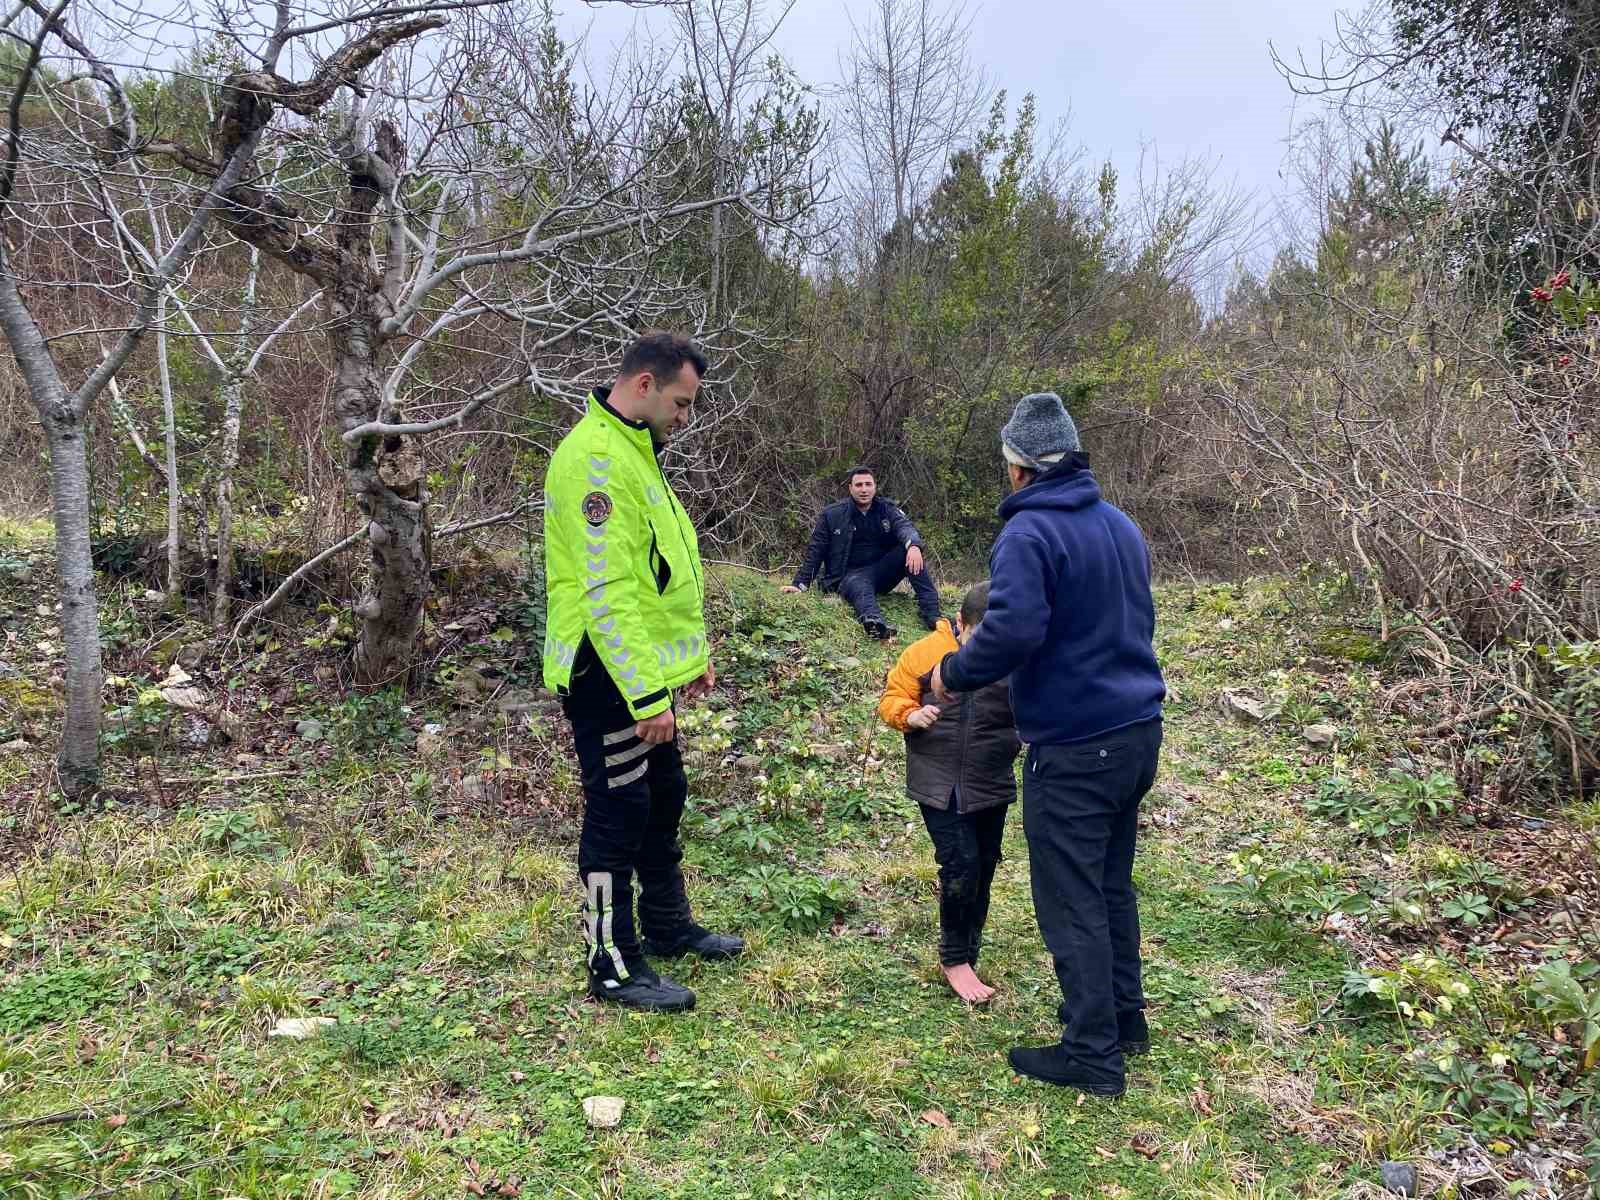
left=641, top=924, right=746, bottom=961
left=864, top=619, right=897, bottom=641
left=589, top=968, right=696, bottom=1012
left=1008, top=1044, right=1125, bottom=1096
left=1057, top=1004, right=1150, bottom=1056
left=920, top=613, right=941, bottom=631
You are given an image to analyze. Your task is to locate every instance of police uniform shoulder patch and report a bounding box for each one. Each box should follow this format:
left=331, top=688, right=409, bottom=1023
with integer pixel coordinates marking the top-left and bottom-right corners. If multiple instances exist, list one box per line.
left=880, top=518, right=891, bottom=532
left=582, top=491, right=613, bottom=524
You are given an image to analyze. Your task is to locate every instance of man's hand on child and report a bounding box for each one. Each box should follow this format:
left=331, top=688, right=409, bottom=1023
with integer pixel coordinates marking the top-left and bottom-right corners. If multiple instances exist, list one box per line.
left=906, top=704, right=942, bottom=730
left=930, top=662, right=954, bottom=705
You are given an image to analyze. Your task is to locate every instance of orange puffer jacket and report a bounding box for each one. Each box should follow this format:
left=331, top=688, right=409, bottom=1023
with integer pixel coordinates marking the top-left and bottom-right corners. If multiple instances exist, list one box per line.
left=879, top=620, right=1020, bottom=813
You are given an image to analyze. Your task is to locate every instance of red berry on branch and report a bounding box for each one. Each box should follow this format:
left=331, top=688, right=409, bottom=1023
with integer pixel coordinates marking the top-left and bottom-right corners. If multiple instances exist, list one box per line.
left=1559, top=354, right=1572, bottom=366
left=1508, top=578, right=1524, bottom=593
left=1531, top=287, right=1553, bottom=302
left=1551, top=269, right=1572, bottom=290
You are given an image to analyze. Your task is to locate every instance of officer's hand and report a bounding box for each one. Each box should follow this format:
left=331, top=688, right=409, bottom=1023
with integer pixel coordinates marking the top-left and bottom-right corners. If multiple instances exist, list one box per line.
left=635, top=710, right=676, bottom=744
left=780, top=584, right=802, bottom=594
left=905, top=546, right=925, bottom=575
left=681, top=662, right=715, bottom=701
left=905, top=704, right=942, bottom=730
left=930, top=662, right=954, bottom=705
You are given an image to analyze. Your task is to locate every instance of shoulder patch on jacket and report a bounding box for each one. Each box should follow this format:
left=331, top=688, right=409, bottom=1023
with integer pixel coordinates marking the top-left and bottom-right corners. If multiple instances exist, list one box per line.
left=582, top=491, right=613, bottom=525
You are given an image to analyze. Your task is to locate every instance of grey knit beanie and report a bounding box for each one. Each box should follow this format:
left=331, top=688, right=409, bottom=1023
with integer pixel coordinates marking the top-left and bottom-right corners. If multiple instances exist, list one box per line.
left=1000, top=392, right=1080, bottom=468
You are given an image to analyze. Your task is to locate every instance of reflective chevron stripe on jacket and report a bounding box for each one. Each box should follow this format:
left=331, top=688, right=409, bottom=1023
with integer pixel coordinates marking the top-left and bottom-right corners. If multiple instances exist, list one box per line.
left=541, top=388, right=708, bottom=719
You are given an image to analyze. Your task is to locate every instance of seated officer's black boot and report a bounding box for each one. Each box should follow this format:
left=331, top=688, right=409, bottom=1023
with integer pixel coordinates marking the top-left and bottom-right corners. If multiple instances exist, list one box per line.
left=642, top=922, right=746, bottom=961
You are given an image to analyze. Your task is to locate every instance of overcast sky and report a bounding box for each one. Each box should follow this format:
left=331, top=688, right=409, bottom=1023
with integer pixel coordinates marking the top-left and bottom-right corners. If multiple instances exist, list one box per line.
left=561, top=0, right=1355, bottom=243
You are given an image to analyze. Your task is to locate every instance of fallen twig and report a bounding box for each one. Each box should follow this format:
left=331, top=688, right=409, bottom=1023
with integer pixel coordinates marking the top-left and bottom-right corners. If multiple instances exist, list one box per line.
left=1412, top=703, right=1507, bottom=740
left=0, top=1098, right=181, bottom=1132
left=159, top=769, right=296, bottom=785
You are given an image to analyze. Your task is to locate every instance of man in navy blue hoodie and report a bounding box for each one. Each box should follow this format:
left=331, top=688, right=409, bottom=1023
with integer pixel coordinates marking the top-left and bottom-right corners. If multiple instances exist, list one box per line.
left=932, top=391, right=1165, bottom=1097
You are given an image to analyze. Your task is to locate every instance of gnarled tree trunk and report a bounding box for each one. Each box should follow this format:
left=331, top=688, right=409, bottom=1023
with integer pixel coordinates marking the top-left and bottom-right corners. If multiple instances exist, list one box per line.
left=329, top=285, right=431, bottom=687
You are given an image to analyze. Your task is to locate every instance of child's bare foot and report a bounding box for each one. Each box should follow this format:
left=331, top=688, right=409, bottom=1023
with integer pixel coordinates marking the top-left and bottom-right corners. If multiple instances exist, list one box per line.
left=941, top=963, right=995, bottom=1004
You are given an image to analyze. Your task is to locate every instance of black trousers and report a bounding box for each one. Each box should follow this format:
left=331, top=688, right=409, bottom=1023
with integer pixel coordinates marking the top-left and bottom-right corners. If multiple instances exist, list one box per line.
left=835, top=545, right=941, bottom=627
left=562, top=659, right=695, bottom=985
left=1023, top=718, right=1162, bottom=1075
left=920, top=798, right=1007, bottom=967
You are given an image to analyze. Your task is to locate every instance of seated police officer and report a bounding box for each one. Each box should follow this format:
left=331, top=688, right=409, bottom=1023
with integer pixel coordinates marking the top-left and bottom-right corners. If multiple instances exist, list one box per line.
left=781, top=467, right=942, bottom=639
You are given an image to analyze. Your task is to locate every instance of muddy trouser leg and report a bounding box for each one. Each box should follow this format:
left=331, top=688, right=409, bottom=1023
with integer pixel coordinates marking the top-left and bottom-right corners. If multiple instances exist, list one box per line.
left=920, top=797, right=983, bottom=968
left=967, top=803, right=1008, bottom=967
left=835, top=568, right=885, bottom=627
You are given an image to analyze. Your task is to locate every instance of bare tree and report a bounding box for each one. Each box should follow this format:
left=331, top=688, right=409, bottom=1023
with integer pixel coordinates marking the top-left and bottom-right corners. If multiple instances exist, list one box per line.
left=674, top=0, right=797, bottom=318
left=0, top=0, right=446, bottom=793
left=153, top=1, right=819, bottom=683
left=835, top=0, right=990, bottom=260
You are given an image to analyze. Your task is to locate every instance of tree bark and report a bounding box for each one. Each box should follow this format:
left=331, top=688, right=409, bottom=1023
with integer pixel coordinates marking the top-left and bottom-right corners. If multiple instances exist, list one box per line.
left=211, top=248, right=262, bottom=633
left=331, top=287, right=430, bottom=688
left=211, top=368, right=247, bottom=633
left=0, top=270, right=102, bottom=793
left=42, top=406, right=103, bottom=794
left=156, top=293, right=181, bottom=597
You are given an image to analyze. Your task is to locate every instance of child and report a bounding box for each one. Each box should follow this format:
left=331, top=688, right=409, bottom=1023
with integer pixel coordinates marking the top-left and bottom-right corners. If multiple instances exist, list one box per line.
left=878, top=582, right=1021, bottom=1003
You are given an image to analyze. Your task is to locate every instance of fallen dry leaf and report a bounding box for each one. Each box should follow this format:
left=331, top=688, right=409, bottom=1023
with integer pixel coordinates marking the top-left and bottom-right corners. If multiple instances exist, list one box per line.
left=508, top=1070, right=526, bottom=1083
left=497, top=1183, right=520, bottom=1197
left=1130, top=1131, right=1161, bottom=1159
left=1093, top=1145, right=1115, bottom=1160
left=919, top=1109, right=952, bottom=1128
left=373, top=1111, right=396, bottom=1130
left=105, top=1114, right=128, bottom=1129
left=464, top=1183, right=485, bottom=1197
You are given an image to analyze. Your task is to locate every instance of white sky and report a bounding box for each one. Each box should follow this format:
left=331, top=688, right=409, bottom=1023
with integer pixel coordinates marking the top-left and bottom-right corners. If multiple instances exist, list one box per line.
left=561, top=0, right=1356, bottom=250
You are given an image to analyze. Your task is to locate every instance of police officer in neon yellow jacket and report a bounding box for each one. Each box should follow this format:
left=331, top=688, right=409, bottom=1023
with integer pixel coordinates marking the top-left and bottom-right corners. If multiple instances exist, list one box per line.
left=543, top=333, right=743, bottom=1013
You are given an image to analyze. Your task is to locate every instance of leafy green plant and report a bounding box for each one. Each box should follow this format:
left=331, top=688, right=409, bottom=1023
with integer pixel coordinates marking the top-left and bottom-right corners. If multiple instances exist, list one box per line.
left=0, top=965, right=115, bottom=1033
left=834, top=787, right=891, bottom=822
left=1438, top=892, right=1491, bottom=926
left=1376, top=768, right=1458, bottom=821
left=741, top=865, right=853, bottom=933
left=326, top=689, right=413, bottom=755
left=1214, top=851, right=1368, bottom=927
left=101, top=690, right=171, bottom=756
left=1306, top=769, right=1457, bottom=840
left=197, top=809, right=278, bottom=856
left=1531, top=959, right=1600, bottom=1072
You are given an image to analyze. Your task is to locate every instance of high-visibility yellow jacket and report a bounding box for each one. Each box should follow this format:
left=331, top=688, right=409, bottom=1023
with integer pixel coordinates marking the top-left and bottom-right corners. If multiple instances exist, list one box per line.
left=542, top=389, right=708, bottom=718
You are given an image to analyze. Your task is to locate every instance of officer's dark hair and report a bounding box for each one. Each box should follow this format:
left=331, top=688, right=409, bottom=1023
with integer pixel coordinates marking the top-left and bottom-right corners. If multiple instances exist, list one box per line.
left=845, top=465, right=875, bottom=486
left=959, top=580, right=990, bottom=629
left=619, top=331, right=708, bottom=385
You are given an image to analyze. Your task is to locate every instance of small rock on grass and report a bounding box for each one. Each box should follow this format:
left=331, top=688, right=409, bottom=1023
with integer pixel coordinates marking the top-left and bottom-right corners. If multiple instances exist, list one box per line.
left=1379, top=1161, right=1418, bottom=1196
left=582, top=1096, right=625, bottom=1128
left=1302, top=723, right=1338, bottom=747
left=269, top=1016, right=337, bottom=1040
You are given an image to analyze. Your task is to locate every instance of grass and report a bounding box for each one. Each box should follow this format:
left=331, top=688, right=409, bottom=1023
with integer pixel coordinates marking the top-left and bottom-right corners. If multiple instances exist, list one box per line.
left=0, top=546, right=1594, bottom=1198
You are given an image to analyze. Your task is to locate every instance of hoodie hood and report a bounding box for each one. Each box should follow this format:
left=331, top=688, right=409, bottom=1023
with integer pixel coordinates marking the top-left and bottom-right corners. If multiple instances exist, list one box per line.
left=999, top=452, right=1101, bottom=518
